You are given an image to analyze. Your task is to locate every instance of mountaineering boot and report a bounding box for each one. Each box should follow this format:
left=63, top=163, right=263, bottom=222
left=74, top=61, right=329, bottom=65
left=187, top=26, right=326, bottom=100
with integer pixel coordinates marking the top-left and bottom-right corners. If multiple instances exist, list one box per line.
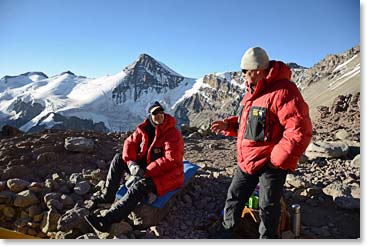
left=84, top=214, right=112, bottom=233
left=209, top=222, right=237, bottom=239
left=91, top=194, right=115, bottom=204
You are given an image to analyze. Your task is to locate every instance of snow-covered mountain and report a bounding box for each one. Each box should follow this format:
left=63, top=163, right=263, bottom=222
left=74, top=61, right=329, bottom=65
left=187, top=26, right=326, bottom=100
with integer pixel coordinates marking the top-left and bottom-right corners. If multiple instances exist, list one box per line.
left=0, top=54, right=198, bottom=132
left=0, top=45, right=360, bottom=133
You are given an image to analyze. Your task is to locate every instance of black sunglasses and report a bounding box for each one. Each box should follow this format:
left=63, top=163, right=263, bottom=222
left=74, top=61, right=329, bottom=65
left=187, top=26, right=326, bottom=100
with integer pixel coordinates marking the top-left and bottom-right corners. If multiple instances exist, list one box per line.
left=241, top=69, right=248, bottom=74
left=151, top=109, right=164, bottom=115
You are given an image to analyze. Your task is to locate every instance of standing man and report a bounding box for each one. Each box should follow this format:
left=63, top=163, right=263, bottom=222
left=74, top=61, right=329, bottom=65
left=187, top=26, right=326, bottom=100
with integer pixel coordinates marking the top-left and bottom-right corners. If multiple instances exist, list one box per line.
left=85, top=101, right=184, bottom=232
left=211, top=47, right=312, bottom=238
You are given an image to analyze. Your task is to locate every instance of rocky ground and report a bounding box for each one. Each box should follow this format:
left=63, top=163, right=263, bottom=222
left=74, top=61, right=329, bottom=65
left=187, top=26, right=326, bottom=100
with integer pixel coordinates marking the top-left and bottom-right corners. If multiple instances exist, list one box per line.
left=0, top=93, right=360, bottom=239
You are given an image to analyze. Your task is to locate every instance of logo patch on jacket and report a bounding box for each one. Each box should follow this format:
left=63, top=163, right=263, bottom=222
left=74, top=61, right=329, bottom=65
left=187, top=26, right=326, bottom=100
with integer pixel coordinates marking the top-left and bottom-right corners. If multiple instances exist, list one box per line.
left=151, top=147, right=163, bottom=162
left=153, top=148, right=162, bottom=154
left=245, top=106, right=267, bottom=142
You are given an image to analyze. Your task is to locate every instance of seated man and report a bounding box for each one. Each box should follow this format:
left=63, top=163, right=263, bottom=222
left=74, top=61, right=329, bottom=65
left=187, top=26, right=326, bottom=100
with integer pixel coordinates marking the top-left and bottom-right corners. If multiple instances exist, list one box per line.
left=85, top=101, right=184, bottom=232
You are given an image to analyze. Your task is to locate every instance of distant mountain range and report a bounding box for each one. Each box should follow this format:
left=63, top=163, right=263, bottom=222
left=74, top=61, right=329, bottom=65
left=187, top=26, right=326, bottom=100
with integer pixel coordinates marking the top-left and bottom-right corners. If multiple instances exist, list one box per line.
left=0, top=45, right=360, bottom=132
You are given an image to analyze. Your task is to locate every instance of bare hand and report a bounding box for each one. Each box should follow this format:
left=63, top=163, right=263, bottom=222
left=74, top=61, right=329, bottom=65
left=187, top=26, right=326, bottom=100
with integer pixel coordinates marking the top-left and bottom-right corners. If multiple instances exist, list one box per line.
left=210, top=120, right=228, bottom=135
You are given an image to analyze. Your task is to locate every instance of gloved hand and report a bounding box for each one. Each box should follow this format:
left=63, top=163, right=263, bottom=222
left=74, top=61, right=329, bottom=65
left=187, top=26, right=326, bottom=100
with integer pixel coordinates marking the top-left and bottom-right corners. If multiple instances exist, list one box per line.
left=128, top=161, right=145, bottom=177
left=125, top=175, right=143, bottom=189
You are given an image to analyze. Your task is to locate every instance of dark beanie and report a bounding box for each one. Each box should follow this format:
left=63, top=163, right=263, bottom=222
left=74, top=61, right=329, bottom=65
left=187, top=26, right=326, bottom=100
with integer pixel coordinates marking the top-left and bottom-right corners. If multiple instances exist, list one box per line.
left=146, top=101, right=164, bottom=115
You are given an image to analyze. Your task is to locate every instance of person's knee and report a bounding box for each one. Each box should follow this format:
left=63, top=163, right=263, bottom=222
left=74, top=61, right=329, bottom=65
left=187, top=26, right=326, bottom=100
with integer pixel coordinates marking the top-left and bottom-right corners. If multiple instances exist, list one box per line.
left=112, top=152, right=122, bottom=162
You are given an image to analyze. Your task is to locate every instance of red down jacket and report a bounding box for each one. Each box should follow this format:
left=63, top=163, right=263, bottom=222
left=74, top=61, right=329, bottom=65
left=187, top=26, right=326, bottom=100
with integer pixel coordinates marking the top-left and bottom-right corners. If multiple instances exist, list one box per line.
left=223, top=61, right=312, bottom=174
left=122, top=113, right=184, bottom=196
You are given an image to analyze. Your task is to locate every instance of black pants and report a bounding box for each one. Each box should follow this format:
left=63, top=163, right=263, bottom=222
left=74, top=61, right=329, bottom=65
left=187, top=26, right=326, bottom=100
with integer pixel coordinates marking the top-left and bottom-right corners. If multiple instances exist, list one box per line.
left=101, top=153, right=156, bottom=223
left=222, top=163, right=287, bottom=239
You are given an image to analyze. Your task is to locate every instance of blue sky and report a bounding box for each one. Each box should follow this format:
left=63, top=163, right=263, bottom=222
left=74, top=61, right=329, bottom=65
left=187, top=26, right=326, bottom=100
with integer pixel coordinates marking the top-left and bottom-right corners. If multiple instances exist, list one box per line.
left=0, top=0, right=360, bottom=79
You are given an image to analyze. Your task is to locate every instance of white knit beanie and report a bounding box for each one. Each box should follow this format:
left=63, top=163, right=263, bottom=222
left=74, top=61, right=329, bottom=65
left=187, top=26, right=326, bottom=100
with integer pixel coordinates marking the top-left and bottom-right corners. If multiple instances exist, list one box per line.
left=240, top=47, right=270, bottom=70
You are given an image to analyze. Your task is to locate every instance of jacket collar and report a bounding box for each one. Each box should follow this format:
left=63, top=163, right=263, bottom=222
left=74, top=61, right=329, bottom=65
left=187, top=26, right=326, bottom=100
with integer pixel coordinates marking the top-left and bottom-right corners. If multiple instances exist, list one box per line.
left=245, top=60, right=292, bottom=100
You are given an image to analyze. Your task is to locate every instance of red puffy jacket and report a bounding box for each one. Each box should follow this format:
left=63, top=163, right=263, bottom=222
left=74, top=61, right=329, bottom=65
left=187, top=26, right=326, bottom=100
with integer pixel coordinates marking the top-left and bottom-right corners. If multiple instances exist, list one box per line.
left=123, top=114, right=184, bottom=196
left=223, top=61, right=312, bottom=174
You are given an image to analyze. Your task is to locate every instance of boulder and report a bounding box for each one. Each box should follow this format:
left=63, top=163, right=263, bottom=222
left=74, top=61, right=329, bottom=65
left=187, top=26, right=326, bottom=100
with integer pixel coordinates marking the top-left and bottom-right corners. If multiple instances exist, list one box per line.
left=110, top=221, right=133, bottom=236
left=13, top=190, right=39, bottom=207
left=0, top=190, right=14, bottom=204
left=335, top=129, right=350, bottom=140
left=74, top=181, right=91, bottom=195
left=305, top=141, right=349, bottom=160
left=64, top=137, right=94, bottom=153
left=57, top=207, right=90, bottom=232
left=351, top=154, right=360, bottom=167
left=41, top=209, right=62, bottom=233
left=285, top=174, right=310, bottom=189
left=322, top=181, right=360, bottom=209
left=28, top=182, right=45, bottom=193
left=7, top=178, right=30, bottom=193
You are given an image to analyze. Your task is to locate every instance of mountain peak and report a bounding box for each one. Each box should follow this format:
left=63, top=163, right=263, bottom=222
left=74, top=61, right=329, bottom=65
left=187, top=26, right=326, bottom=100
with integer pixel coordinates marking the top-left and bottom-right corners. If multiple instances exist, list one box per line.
left=60, top=71, right=76, bottom=76
left=125, top=53, right=182, bottom=77
left=287, top=62, right=307, bottom=69
left=138, top=53, right=154, bottom=61
left=1, top=71, right=48, bottom=81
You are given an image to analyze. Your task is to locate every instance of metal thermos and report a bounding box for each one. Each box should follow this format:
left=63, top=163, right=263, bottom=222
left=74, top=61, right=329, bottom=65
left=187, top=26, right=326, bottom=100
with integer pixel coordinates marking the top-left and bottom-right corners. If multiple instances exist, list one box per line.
left=291, top=204, right=301, bottom=238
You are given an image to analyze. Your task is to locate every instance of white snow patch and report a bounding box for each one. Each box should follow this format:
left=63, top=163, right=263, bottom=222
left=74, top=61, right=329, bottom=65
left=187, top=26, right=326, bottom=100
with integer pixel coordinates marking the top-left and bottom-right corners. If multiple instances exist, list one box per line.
left=329, top=64, right=360, bottom=91
left=333, top=55, right=358, bottom=72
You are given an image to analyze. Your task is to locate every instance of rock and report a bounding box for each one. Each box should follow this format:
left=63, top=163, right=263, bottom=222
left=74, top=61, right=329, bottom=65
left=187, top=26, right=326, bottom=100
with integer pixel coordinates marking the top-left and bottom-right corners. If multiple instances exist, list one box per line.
left=3, top=206, right=16, bottom=218
left=64, top=137, right=94, bottom=153
left=96, top=160, right=109, bottom=170
left=13, top=190, right=39, bottom=207
left=0, top=125, right=22, bottom=137
left=0, top=181, right=6, bottom=191
left=69, top=173, right=84, bottom=184
left=44, top=192, right=62, bottom=204
left=188, top=132, right=201, bottom=139
left=28, top=182, right=45, bottom=193
left=41, top=209, right=62, bottom=233
left=28, top=204, right=43, bottom=218
left=110, top=221, right=133, bottom=236
left=74, top=181, right=91, bottom=195
left=335, top=129, right=350, bottom=140
left=286, top=174, right=310, bottom=189
left=60, top=194, right=75, bottom=208
left=44, top=179, right=54, bottom=191
left=0, top=190, right=14, bottom=204
left=2, top=165, right=34, bottom=180
left=37, top=152, right=58, bottom=164
left=52, top=173, right=62, bottom=181
left=33, top=213, right=44, bottom=222
left=46, top=199, right=63, bottom=211
left=76, top=233, right=99, bottom=239
left=149, top=225, right=164, bottom=237
left=350, top=184, right=360, bottom=199
left=351, top=154, right=360, bottom=167
left=334, top=197, right=360, bottom=209
left=305, top=141, right=349, bottom=159
left=322, top=181, right=360, bottom=209
left=6, top=178, right=30, bottom=193
left=57, top=207, right=90, bottom=232
left=323, top=181, right=351, bottom=198
left=298, top=154, right=308, bottom=164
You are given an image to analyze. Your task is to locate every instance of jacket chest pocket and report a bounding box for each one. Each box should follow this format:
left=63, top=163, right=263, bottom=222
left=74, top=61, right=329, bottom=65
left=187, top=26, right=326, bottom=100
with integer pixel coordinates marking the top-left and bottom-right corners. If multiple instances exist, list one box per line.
left=244, top=106, right=267, bottom=142
left=150, top=147, right=163, bottom=162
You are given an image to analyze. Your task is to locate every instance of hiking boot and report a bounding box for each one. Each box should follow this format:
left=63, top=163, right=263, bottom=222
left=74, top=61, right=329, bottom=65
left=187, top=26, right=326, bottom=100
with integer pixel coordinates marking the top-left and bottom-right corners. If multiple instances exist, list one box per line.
left=209, top=223, right=237, bottom=239
left=91, top=195, right=115, bottom=205
left=84, top=214, right=111, bottom=233
left=210, top=229, right=235, bottom=239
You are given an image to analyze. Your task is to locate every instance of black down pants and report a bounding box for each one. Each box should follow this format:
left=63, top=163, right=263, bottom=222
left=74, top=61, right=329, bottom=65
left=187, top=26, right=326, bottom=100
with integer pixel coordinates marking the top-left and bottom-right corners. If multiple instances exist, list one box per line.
left=101, top=153, right=156, bottom=224
left=222, top=163, right=287, bottom=239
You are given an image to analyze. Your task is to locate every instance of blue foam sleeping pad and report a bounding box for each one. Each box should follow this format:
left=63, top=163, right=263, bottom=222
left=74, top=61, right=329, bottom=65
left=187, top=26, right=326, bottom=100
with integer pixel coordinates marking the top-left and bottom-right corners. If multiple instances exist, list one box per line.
left=115, top=160, right=200, bottom=208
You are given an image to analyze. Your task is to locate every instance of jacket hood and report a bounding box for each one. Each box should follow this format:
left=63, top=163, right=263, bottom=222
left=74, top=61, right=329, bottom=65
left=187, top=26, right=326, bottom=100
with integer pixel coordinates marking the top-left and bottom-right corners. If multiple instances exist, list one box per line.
left=245, top=60, right=292, bottom=99
left=266, top=60, right=292, bottom=83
